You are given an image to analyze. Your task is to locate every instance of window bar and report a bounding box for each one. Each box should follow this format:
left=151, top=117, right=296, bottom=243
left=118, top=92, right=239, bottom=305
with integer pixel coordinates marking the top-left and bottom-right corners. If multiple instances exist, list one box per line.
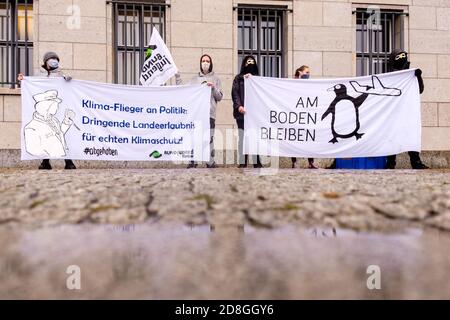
left=400, top=14, right=404, bottom=51
left=241, top=9, right=245, bottom=55
left=266, top=9, right=269, bottom=76
left=123, top=4, right=127, bottom=84
left=384, top=13, right=388, bottom=73
left=391, top=13, right=395, bottom=51
left=250, top=9, right=254, bottom=55
left=6, top=0, right=11, bottom=87
left=113, top=1, right=119, bottom=83
left=256, top=9, right=261, bottom=72
left=12, top=0, right=18, bottom=88
left=24, top=0, right=29, bottom=76
left=275, top=10, right=278, bottom=77
left=368, top=11, right=373, bottom=75
left=361, top=12, right=365, bottom=76
left=158, top=4, right=163, bottom=39
left=132, top=3, right=136, bottom=84
left=138, top=5, right=144, bottom=75
left=375, top=11, right=380, bottom=74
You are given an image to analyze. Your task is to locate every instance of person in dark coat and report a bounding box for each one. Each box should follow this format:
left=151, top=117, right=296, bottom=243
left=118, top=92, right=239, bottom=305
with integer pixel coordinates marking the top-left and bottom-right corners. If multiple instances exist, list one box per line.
left=231, top=55, right=262, bottom=168
left=385, top=49, right=428, bottom=169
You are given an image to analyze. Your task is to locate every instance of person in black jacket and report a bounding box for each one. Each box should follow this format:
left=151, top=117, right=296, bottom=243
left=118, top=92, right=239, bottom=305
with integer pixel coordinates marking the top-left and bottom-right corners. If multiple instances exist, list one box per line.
left=231, top=55, right=262, bottom=168
left=385, top=49, right=429, bottom=169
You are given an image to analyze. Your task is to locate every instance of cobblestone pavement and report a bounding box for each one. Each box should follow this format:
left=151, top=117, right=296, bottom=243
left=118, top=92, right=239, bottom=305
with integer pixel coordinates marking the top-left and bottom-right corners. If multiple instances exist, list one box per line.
left=0, top=168, right=449, bottom=299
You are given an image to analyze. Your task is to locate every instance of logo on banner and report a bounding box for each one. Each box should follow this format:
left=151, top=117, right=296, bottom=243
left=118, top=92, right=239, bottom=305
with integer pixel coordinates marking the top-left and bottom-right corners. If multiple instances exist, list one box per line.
left=149, top=150, right=162, bottom=159
left=321, top=75, right=402, bottom=144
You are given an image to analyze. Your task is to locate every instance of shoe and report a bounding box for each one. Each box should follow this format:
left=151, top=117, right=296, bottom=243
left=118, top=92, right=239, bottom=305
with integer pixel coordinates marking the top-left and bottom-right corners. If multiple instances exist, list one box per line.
left=308, top=162, right=318, bottom=169
left=385, top=161, right=396, bottom=169
left=238, top=164, right=247, bottom=168
left=412, top=162, right=429, bottom=170
left=38, top=160, right=52, bottom=170
left=64, top=160, right=76, bottom=170
left=187, top=162, right=198, bottom=169
left=253, top=163, right=263, bottom=168
left=326, top=160, right=336, bottom=169
left=206, top=162, right=217, bottom=168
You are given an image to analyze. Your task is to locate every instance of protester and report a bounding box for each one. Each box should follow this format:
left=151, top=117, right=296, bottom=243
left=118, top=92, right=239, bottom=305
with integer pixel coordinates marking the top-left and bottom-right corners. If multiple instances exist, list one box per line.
left=176, top=54, right=223, bottom=168
left=231, top=55, right=262, bottom=168
left=18, top=51, right=76, bottom=170
left=291, top=65, right=318, bottom=169
left=385, top=49, right=429, bottom=169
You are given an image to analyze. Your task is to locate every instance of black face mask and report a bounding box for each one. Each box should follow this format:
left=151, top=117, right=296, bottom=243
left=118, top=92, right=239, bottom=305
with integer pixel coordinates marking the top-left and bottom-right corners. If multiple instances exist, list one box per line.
left=391, top=52, right=410, bottom=71
left=242, top=63, right=258, bottom=75
left=240, top=56, right=259, bottom=76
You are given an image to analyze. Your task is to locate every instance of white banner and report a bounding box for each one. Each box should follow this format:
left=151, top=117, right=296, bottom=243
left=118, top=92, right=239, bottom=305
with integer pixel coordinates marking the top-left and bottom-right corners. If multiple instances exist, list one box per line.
left=140, top=27, right=178, bottom=86
left=244, top=69, right=421, bottom=158
left=21, top=77, right=211, bottom=161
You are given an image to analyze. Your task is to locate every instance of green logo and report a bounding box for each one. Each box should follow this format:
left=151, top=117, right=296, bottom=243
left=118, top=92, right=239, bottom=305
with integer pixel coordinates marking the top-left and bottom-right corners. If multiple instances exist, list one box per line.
left=145, top=45, right=157, bottom=59
left=149, top=150, right=162, bottom=159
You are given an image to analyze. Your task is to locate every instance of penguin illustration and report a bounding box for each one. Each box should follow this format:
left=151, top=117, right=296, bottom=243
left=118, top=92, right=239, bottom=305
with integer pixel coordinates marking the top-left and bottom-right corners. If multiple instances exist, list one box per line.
left=321, top=84, right=368, bottom=144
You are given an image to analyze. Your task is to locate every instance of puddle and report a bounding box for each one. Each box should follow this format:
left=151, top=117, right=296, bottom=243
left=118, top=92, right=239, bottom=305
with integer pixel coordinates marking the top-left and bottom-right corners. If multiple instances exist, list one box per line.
left=0, top=223, right=449, bottom=299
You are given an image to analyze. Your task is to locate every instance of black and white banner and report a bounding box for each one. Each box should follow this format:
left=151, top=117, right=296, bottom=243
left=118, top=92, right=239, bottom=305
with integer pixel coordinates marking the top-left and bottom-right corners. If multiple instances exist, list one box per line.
left=244, top=69, right=421, bottom=158
left=21, top=77, right=210, bottom=161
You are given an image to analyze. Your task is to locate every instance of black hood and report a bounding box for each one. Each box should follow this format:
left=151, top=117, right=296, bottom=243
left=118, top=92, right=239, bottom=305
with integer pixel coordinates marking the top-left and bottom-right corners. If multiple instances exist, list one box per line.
left=240, top=55, right=259, bottom=76
left=388, top=49, right=410, bottom=71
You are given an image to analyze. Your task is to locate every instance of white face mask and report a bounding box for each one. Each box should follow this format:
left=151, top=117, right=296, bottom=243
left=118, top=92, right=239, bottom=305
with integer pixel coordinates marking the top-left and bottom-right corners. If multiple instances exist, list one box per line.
left=47, top=58, right=59, bottom=69
left=201, top=62, right=210, bottom=72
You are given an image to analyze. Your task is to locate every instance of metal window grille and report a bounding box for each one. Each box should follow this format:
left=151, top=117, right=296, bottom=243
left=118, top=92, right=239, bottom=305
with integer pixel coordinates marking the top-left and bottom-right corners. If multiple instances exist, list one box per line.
left=354, top=8, right=407, bottom=76
left=236, top=6, right=286, bottom=77
left=110, top=0, right=167, bottom=85
left=0, top=0, right=33, bottom=89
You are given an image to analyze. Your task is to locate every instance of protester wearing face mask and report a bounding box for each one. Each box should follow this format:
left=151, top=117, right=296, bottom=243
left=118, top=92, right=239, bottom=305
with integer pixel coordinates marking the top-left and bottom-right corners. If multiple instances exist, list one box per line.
left=18, top=51, right=76, bottom=170
left=175, top=54, right=223, bottom=168
left=385, top=49, right=428, bottom=169
left=231, top=55, right=262, bottom=168
left=291, top=65, right=318, bottom=169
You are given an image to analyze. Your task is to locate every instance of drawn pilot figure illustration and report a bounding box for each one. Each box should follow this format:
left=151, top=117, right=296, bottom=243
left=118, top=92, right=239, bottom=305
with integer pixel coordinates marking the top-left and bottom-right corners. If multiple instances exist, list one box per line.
left=24, top=90, right=75, bottom=157
left=321, top=75, right=402, bottom=144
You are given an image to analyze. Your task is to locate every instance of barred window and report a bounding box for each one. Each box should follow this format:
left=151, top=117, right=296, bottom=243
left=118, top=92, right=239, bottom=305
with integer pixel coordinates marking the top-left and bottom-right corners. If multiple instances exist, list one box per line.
left=236, top=6, right=286, bottom=77
left=355, top=8, right=406, bottom=76
left=0, top=0, right=33, bottom=88
left=110, top=0, right=167, bottom=85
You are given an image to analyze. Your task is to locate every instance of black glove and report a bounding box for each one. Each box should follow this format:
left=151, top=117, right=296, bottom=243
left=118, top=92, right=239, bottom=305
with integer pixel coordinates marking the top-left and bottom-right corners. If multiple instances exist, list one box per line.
left=415, top=69, right=424, bottom=94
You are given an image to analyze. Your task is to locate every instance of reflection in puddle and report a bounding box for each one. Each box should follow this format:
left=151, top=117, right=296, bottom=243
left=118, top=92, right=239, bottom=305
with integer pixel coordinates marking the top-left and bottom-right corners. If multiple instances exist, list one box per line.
left=0, top=223, right=448, bottom=299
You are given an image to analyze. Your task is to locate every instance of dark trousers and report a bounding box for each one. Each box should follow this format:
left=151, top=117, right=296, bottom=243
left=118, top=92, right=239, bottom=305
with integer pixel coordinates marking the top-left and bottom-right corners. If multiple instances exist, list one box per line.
left=292, top=157, right=314, bottom=164
left=41, top=159, right=74, bottom=165
left=236, top=118, right=261, bottom=166
left=386, top=151, right=423, bottom=167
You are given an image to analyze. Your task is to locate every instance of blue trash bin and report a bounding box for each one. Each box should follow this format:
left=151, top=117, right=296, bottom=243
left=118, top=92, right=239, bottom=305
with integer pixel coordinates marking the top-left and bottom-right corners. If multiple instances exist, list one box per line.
left=335, top=157, right=386, bottom=169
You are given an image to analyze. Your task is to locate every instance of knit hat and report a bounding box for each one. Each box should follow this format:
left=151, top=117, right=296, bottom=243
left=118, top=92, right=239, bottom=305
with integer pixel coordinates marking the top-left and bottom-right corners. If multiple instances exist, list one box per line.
left=43, top=51, right=60, bottom=63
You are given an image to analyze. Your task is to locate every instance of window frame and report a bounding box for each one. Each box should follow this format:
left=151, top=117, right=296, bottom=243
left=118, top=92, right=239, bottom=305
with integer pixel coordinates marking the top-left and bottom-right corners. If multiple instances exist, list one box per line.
left=354, top=8, right=407, bottom=76
left=235, top=5, right=288, bottom=78
left=0, top=0, right=33, bottom=89
left=110, top=0, right=168, bottom=85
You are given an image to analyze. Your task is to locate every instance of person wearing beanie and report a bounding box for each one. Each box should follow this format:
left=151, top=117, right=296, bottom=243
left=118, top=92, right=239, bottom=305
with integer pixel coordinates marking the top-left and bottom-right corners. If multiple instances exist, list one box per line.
left=18, top=51, right=76, bottom=170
